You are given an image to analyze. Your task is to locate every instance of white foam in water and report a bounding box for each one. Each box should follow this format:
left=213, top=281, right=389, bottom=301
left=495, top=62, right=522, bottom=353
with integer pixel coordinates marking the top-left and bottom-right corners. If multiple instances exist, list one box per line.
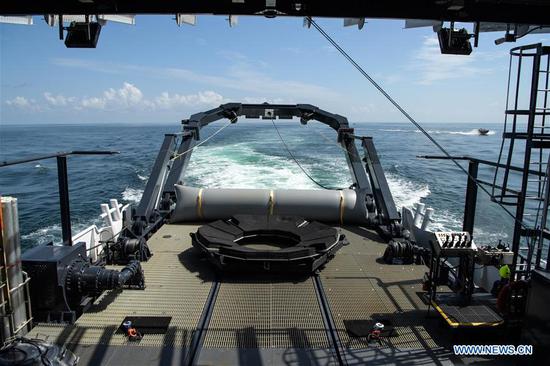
left=383, top=173, right=468, bottom=233
left=21, top=220, right=100, bottom=246
left=379, top=128, right=413, bottom=132
left=187, top=142, right=435, bottom=209
left=21, top=224, right=62, bottom=245
left=185, top=143, right=352, bottom=189
left=473, top=226, right=510, bottom=241
left=137, top=174, right=148, bottom=181
left=380, top=128, right=495, bottom=136
left=185, top=142, right=473, bottom=233
left=386, top=173, right=431, bottom=209
left=427, top=209, right=463, bottom=232
left=448, top=128, right=495, bottom=136
left=122, top=187, right=144, bottom=203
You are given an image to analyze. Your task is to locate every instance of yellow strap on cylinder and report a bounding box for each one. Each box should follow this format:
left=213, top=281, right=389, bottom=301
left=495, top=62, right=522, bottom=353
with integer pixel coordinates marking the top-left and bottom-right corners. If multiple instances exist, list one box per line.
left=339, top=191, right=345, bottom=225
left=197, top=188, right=204, bottom=220
left=268, top=190, right=274, bottom=216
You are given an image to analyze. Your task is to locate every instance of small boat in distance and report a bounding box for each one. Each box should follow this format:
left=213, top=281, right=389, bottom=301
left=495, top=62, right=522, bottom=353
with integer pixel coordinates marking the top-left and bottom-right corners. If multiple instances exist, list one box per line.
left=478, top=128, right=490, bottom=135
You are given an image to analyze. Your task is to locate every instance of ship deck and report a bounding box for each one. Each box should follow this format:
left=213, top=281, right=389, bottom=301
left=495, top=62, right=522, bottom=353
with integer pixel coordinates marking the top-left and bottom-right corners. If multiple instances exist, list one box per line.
left=30, top=223, right=506, bottom=365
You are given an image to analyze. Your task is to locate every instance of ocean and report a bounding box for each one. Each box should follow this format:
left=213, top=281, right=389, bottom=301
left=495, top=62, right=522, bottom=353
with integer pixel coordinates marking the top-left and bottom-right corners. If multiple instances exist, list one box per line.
left=0, top=121, right=522, bottom=251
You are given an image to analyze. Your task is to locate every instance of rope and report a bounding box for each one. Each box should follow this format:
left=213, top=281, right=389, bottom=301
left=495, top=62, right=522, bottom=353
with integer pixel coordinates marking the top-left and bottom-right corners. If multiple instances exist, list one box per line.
left=270, top=116, right=335, bottom=190
left=308, top=17, right=527, bottom=231
left=170, top=122, right=233, bottom=161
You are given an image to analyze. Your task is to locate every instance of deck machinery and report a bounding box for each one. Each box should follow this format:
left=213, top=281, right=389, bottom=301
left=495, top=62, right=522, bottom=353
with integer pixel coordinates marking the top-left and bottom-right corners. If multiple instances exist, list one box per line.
left=0, top=92, right=546, bottom=364
left=2, top=1, right=550, bottom=365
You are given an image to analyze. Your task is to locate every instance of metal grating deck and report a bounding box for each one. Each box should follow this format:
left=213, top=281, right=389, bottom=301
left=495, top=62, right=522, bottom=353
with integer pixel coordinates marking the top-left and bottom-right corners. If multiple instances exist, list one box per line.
left=26, top=223, right=498, bottom=365
left=30, top=224, right=214, bottom=364
left=203, top=275, right=330, bottom=349
left=318, top=226, right=451, bottom=356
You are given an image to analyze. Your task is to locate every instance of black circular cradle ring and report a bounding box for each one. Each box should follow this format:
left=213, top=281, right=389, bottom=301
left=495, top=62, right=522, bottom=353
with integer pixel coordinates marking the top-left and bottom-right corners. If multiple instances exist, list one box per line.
left=190, top=215, right=347, bottom=272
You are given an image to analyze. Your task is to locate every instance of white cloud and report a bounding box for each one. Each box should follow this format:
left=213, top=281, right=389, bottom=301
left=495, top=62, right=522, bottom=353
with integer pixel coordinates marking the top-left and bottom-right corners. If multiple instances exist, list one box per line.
left=241, top=96, right=286, bottom=104
left=154, top=90, right=224, bottom=109
left=80, top=97, right=107, bottom=109
left=5, top=96, right=39, bottom=110
left=80, top=82, right=145, bottom=110
left=44, top=92, right=75, bottom=106
left=412, top=36, right=493, bottom=85
left=6, top=96, right=31, bottom=108
left=105, top=82, right=143, bottom=105
left=351, top=103, right=377, bottom=115
left=7, top=83, right=226, bottom=113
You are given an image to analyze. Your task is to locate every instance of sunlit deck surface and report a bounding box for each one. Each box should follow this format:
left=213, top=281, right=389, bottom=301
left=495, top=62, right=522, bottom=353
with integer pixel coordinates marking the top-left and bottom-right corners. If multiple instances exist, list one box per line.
left=30, top=223, right=506, bottom=365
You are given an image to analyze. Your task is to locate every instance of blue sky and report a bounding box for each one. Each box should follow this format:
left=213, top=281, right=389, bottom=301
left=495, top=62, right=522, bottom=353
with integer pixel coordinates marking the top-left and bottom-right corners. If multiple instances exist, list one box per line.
left=1, top=16, right=548, bottom=124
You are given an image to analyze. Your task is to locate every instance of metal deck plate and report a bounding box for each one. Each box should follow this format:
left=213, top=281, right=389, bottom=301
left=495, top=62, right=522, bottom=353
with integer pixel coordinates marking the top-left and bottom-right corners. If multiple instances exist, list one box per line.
left=30, top=224, right=214, bottom=364
left=198, top=274, right=338, bottom=365
left=27, top=223, right=503, bottom=365
left=203, top=276, right=330, bottom=349
left=319, top=226, right=453, bottom=363
left=432, top=294, right=504, bottom=328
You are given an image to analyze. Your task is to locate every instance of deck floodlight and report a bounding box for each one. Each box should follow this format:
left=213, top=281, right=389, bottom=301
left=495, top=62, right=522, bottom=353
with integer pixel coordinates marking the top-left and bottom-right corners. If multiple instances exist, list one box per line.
left=64, top=21, right=102, bottom=48
left=437, top=28, right=472, bottom=55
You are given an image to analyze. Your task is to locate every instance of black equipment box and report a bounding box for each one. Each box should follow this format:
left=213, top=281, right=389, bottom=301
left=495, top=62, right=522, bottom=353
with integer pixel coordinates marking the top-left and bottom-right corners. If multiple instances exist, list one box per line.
left=22, top=243, right=87, bottom=321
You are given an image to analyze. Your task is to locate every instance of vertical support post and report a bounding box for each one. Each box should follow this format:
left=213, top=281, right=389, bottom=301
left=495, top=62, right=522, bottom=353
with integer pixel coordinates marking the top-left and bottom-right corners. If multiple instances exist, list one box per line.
left=462, top=160, right=479, bottom=236
left=339, top=133, right=371, bottom=193
left=162, top=131, right=196, bottom=196
left=56, top=156, right=72, bottom=245
left=135, top=134, right=176, bottom=222
left=361, top=137, right=399, bottom=222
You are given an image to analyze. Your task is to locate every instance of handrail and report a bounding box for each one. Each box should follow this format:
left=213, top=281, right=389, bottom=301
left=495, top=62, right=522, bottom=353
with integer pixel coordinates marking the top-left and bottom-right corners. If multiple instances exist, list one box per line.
left=0, top=150, right=118, bottom=168
left=0, top=150, right=119, bottom=245
left=417, top=155, right=546, bottom=177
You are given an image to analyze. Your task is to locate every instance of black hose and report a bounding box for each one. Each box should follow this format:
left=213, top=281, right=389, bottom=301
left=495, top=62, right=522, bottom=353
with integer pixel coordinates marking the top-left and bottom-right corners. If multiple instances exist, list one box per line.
left=66, top=260, right=143, bottom=295
left=116, top=260, right=142, bottom=287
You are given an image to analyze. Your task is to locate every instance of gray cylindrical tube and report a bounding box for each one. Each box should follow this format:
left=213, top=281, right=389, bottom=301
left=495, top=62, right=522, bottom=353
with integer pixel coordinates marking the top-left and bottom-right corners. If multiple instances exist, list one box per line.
left=172, top=185, right=368, bottom=225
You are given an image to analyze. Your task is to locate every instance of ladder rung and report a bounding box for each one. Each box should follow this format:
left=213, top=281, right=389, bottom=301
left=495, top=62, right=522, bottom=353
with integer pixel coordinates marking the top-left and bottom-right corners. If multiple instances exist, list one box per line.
left=538, top=89, right=550, bottom=91
left=505, top=109, right=550, bottom=115
left=532, top=140, right=550, bottom=148
left=540, top=70, right=550, bottom=73
left=536, top=108, right=550, bottom=111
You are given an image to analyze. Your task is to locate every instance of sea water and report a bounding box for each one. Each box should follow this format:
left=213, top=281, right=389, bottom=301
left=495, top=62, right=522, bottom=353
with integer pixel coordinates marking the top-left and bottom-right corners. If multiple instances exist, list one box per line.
left=0, top=121, right=528, bottom=251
